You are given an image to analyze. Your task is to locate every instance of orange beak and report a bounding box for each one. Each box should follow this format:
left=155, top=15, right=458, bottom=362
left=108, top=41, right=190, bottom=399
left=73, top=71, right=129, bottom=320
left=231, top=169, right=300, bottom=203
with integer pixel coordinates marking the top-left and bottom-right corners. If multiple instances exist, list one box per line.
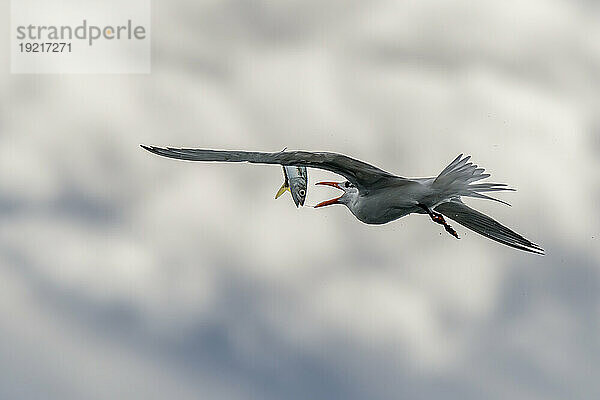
left=314, top=181, right=344, bottom=208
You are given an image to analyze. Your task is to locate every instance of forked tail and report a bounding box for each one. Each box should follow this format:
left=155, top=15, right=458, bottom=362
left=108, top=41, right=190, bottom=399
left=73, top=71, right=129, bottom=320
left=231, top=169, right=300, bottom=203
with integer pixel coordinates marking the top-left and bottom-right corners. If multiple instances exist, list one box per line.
left=432, top=154, right=514, bottom=205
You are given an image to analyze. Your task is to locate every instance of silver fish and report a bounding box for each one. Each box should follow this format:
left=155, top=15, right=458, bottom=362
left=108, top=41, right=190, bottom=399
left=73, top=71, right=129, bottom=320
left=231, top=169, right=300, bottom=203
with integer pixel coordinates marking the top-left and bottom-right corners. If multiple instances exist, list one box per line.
left=275, top=166, right=308, bottom=207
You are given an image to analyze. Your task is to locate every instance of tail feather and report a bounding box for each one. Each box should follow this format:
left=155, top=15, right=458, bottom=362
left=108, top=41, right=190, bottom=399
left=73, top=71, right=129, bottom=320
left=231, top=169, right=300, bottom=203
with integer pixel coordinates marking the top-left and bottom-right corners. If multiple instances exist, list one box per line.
left=433, top=154, right=514, bottom=206
left=437, top=154, right=463, bottom=177
left=468, top=192, right=512, bottom=206
left=466, top=172, right=490, bottom=183
left=451, top=155, right=472, bottom=172
left=469, top=183, right=515, bottom=192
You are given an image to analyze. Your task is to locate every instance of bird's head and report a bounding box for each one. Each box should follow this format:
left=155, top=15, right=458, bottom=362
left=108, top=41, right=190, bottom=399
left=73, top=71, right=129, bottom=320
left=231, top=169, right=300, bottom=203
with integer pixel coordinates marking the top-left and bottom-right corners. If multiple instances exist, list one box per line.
left=314, top=181, right=358, bottom=208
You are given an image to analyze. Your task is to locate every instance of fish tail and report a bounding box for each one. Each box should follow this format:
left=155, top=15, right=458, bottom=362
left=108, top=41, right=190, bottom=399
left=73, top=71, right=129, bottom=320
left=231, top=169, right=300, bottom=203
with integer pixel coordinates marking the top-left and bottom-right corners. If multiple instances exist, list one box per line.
left=275, top=183, right=289, bottom=199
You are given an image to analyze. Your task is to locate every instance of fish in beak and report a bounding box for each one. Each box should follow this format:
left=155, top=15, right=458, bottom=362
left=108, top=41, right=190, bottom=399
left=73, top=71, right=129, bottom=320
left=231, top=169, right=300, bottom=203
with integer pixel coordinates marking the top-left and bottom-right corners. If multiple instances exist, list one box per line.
left=275, top=166, right=308, bottom=207
left=314, top=181, right=344, bottom=208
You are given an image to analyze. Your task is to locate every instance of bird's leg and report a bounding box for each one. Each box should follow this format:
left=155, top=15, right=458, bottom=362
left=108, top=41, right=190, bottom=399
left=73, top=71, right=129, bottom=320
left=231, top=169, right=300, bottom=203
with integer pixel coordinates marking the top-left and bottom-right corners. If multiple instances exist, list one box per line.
left=418, top=204, right=460, bottom=239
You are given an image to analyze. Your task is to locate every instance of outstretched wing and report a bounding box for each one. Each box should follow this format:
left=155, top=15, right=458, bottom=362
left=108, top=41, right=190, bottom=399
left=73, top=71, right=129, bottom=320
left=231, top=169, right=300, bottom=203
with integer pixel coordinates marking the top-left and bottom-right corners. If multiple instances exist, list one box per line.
left=435, top=200, right=544, bottom=255
left=140, top=146, right=405, bottom=190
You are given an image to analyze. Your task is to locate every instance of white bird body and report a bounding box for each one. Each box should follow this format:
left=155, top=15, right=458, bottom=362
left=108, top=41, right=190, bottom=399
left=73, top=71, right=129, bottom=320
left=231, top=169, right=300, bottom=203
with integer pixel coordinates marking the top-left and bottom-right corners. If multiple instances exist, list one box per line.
left=141, top=146, right=544, bottom=254
left=344, top=183, right=421, bottom=224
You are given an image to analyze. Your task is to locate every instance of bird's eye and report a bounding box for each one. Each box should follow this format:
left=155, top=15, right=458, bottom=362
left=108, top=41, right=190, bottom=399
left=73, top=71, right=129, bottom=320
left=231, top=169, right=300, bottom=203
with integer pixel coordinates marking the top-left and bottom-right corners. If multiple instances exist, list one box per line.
left=298, top=189, right=306, bottom=197
left=344, top=182, right=351, bottom=188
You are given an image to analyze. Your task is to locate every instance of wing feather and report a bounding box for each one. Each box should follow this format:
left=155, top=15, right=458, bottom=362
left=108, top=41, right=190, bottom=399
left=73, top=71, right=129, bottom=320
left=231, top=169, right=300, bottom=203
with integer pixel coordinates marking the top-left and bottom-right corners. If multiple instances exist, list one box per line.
left=140, top=145, right=405, bottom=189
left=435, top=201, right=544, bottom=254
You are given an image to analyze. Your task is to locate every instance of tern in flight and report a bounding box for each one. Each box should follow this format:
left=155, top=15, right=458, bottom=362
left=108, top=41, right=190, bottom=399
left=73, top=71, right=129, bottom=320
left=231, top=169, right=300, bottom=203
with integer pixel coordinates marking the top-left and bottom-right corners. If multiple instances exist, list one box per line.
left=141, top=146, right=544, bottom=254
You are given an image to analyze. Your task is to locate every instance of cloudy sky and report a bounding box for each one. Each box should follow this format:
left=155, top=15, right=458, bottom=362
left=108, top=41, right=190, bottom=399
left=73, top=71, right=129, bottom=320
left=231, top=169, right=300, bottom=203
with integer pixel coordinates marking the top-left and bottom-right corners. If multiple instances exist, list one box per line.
left=1, top=0, right=599, bottom=399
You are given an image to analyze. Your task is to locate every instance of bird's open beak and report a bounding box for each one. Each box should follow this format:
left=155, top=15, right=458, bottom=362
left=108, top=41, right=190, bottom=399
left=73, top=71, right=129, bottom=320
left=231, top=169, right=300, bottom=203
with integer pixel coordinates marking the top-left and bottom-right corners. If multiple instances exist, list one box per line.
left=314, top=181, right=344, bottom=208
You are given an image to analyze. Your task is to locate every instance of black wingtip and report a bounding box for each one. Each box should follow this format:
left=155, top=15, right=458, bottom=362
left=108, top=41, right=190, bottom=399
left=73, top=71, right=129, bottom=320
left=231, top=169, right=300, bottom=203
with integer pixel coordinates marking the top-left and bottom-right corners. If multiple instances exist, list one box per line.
left=519, top=241, right=545, bottom=255
left=531, top=244, right=545, bottom=256
left=140, top=144, right=160, bottom=155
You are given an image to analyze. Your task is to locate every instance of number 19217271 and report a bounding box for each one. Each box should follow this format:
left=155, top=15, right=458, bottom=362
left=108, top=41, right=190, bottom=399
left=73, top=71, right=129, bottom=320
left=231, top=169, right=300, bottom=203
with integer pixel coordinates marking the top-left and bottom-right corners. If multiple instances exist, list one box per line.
left=19, top=42, right=72, bottom=53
